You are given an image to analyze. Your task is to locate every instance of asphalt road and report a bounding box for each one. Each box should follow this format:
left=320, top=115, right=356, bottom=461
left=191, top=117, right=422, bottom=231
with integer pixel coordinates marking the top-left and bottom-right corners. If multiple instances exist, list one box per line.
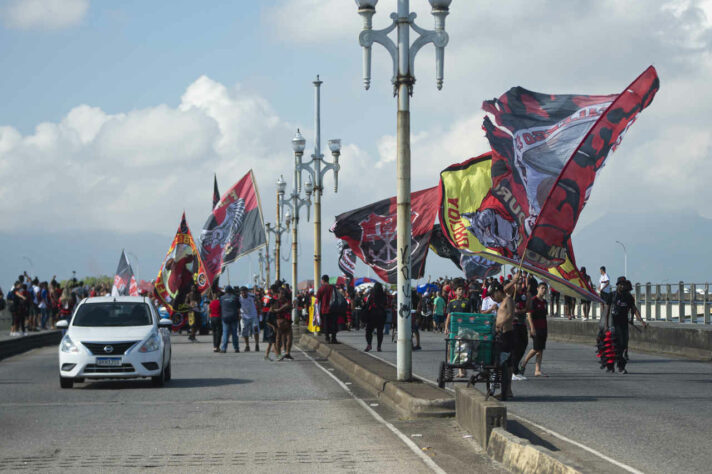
left=0, top=334, right=505, bottom=473
left=335, top=326, right=712, bottom=474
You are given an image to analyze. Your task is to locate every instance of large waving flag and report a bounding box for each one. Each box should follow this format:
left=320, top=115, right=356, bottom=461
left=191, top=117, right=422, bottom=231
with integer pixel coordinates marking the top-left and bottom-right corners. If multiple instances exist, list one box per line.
left=155, top=213, right=210, bottom=314
left=111, top=250, right=138, bottom=296
left=331, top=187, right=439, bottom=284
left=212, top=173, right=220, bottom=209
left=338, top=240, right=356, bottom=278
left=481, top=66, right=659, bottom=268
left=429, top=224, right=501, bottom=279
left=438, top=154, right=597, bottom=300
left=200, top=170, right=266, bottom=285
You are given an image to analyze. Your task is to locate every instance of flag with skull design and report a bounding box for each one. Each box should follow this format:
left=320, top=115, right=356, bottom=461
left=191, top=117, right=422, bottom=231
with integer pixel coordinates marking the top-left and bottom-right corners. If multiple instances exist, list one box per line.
left=331, top=187, right=439, bottom=284
left=199, top=170, right=266, bottom=286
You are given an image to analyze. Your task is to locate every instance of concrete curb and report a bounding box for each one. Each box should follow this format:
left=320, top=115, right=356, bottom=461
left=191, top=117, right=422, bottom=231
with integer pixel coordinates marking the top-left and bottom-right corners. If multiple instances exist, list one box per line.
left=0, top=330, right=62, bottom=361
left=455, top=386, right=507, bottom=448
left=487, top=428, right=582, bottom=474
left=547, top=319, right=712, bottom=361
left=297, top=333, right=454, bottom=419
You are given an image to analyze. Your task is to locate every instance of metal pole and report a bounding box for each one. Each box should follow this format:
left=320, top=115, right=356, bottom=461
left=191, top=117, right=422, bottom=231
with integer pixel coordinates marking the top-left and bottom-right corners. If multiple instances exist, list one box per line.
left=313, top=77, right=323, bottom=294
left=644, top=282, right=651, bottom=321
left=678, top=281, right=685, bottom=322
left=275, top=192, right=281, bottom=282
left=292, top=170, right=300, bottom=324
left=704, top=283, right=710, bottom=325
left=655, top=284, right=661, bottom=320
left=665, top=283, right=672, bottom=321
left=265, top=239, right=271, bottom=287
left=396, top=0, right=412, bottom=381
left=690, top=283, right=697, bottom=324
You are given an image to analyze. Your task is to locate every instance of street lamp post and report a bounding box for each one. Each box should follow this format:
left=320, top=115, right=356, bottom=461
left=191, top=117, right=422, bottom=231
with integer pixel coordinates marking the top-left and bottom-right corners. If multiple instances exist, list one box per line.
left=616, top=240, right=628, bottom=278
left=294, top=76, right=342, bottom=294
left=356, top=0, right=452, bottom=381
left=283, top=135, right=313, bottom=323
left=266, top=176, right=290, bottom=283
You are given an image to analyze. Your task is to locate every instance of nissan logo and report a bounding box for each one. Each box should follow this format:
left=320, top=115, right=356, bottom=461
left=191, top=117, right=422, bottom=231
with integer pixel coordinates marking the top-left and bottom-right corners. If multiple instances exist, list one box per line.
left=103, top=345, right=114, bottom=354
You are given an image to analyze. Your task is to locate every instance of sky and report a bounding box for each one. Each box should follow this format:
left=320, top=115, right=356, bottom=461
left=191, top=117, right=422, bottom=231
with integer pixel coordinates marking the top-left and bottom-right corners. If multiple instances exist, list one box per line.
left=1, top=0, right=711, bottom=288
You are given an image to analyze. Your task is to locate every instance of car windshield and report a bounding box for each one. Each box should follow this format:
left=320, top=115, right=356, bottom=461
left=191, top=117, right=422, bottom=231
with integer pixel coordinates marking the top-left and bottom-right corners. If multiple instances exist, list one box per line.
left=72, top=302, right=153, bottom=327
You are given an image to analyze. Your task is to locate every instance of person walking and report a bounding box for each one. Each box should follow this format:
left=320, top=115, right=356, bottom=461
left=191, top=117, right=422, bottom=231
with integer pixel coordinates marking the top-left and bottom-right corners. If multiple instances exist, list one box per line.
left=219, top=286, right=241, bottom=353
left=272, top=287, right=294, bottom=360
left=606, top=277, right=647, bottom=373
left=315, top=275, right=337, bottom=344
left=599, top=266, right=613, bottom=321
left=364, top=282, right=387, bottom=352
left=239, top=287, right=260, bottom=352
left=209, top=289, right=222, bottom=353
left=493, top=273, right=520, bottom=400
left=511, top=277, right=530, bottom=380
left=521, top=282, right=549, bottom=377
left=187, top=285, right=201, bottom=342
left=580, top=267, right=593, bottom=320
left=432, top=290, right=446, bottom=332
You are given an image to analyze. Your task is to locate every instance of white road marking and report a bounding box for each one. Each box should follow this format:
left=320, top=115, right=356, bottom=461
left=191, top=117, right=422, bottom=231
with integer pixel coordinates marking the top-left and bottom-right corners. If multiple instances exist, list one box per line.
left=354, top=345, right=645, bottom=474
left=297, top=347, right=447, bottom=474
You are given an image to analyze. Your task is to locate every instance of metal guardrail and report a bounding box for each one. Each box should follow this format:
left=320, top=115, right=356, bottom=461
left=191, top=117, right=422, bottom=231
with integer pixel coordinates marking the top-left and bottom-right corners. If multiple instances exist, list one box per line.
left=549, top=281, right=711, bottom=324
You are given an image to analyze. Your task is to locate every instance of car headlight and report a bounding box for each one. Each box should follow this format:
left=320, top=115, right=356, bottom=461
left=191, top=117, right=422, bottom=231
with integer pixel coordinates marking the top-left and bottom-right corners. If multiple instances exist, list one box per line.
left=139, top=332, right=160, bottom=353
left=60, top=334, right=80, bottom=353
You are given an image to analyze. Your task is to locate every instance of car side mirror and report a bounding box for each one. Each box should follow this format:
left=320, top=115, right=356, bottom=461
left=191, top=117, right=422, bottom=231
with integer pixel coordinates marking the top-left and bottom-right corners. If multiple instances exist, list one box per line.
left=56, top=320, right=69, bottom=329
left=158, top=318, right=173, bottom=328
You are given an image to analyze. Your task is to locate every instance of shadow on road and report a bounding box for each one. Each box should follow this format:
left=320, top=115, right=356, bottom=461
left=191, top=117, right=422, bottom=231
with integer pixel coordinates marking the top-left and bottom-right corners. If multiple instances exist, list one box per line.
left=80, top=378, right=252, bottom=389
left=506, top=420, right=559, bottom=451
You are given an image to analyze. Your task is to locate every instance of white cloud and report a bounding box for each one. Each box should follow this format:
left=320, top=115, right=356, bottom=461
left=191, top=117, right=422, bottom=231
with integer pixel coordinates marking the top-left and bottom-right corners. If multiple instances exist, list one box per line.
left=1, top=0, right=89, bottom=30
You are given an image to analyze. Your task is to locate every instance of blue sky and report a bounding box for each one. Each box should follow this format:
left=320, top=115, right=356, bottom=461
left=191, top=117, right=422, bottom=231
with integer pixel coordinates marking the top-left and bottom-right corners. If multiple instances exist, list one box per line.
left=1, top=0, right=711, bottom=287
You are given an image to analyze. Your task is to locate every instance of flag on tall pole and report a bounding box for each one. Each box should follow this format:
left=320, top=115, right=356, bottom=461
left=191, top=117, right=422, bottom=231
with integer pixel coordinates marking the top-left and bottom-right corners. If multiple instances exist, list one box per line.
left=155, top=213, right=210, bottom=314
left=213, top=173, right=220, bottom=210
left=337, top=240, right=356, bottom=278
left=111, top=250, right=138, bottom=296
left=200, top=170, right=267, bottom=286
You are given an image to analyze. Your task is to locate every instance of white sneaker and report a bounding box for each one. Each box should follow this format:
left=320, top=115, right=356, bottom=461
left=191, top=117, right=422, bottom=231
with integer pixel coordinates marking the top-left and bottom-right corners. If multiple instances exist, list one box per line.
left=511, top=374, right=522, bottom=381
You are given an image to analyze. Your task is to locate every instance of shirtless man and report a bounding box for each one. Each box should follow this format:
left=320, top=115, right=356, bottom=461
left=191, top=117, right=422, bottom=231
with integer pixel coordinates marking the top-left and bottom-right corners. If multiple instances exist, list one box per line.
left=494, top=272, right=520, bottom=400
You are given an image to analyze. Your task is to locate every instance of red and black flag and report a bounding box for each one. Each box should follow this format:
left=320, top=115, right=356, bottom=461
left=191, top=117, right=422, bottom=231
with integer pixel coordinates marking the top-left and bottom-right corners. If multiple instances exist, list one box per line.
left=199, top=170, right=266, bottom=285
left=212, top=173, right=220, bottom=209
left=331, top=187, right=439, bottom=284
left=155, top=213, right=210, bottom=314
left=338, top=240, right=356, bottom=278
left=481, top=66, right=659, bottom=268
left=429, top=224, right=501, bottom=279
left=111, top=250, right=138, bottom=296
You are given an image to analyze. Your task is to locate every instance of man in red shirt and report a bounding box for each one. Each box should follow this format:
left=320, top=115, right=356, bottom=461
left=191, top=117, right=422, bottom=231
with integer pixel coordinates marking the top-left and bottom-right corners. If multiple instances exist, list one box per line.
left=521, top=282, right=549, bottom=377
left=315, top=275, right=336, bottom=343
left=208, top=289, right=222, bottom=353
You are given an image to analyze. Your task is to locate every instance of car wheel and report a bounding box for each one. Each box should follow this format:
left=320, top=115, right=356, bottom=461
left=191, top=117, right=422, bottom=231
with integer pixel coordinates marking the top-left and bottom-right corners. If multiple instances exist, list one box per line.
left=60, top=376, right=74, bottom=389
left=164, top=362, right=172, bottom=381
left=151, top=366, right=166, bottom=387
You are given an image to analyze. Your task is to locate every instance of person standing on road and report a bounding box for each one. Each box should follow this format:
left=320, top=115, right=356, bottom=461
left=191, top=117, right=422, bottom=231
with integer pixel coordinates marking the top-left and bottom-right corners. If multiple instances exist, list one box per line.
left=444, top=283, right=474, bottom=378
left=494, top=273, right=520, bottom=400
left=511, top=276, right=530, bottom=380
left=272, top=287, right=293, bottom=360
left=239, top=287, right=260, bottom=353
left=315, top=275, right=337, bottom=344
left=606, top=277, right=647, bottom=374
left=187, top=285, right=201, bottom=342
left=432, top=290, right=446, bottom=332
left=209, top=289, right=223, bottom=353
left=580, top=267, right=593, bottom=320
left=364, top=282, right=387, bottom=352
left=220, top=286, right=241, bottom=353
left=521, top=282, right=549, bottom=377
left=599, top=266, right=613, bottom=321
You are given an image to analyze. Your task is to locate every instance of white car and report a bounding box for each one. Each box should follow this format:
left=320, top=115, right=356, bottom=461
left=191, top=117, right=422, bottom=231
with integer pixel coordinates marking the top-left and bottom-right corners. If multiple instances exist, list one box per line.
left=56, top=296, right=173, bottom=388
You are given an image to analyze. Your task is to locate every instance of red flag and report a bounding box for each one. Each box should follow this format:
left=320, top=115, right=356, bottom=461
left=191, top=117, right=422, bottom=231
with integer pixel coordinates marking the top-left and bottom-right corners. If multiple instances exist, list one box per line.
left=331, top=187, right=439, bottom=284
left=199, top=170, right=266, bottom=285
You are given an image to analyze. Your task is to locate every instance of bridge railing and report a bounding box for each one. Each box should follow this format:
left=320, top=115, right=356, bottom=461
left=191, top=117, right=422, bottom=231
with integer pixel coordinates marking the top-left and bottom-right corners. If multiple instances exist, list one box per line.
left=549, top=282, right=712, bottom=325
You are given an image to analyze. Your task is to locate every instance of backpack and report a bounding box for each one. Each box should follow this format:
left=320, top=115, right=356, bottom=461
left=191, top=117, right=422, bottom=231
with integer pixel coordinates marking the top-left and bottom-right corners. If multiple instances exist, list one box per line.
left=329, top=287, right=347, bottom=314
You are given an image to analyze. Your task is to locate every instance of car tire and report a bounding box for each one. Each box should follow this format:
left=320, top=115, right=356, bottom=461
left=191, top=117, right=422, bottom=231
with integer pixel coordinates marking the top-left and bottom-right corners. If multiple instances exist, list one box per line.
left=164, top=362, right=172, bottom=381
left=60, top=376, right=74, bottom=389
left=151, top=366, right=166, bottom=387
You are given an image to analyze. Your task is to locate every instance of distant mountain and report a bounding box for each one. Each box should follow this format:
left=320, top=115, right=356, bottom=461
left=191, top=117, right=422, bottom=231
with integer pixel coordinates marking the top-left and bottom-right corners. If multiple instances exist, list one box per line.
left=571, top=211, right=712, bottom=284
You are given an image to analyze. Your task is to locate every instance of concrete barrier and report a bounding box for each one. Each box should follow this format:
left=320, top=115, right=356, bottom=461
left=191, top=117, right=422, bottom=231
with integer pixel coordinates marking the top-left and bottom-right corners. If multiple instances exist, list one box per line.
left=297, top=333, right=454, bottom=419
left=547, top=319, right=712, bottom=361
left=455, top=386, right=506, bottom=448
left=486, top=428, right=582, bottom=474
left=0, top=330, right=62, bottom=361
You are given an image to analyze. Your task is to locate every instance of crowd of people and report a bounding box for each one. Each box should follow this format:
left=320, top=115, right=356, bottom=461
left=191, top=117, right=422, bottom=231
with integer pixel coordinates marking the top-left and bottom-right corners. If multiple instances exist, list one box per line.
left=1, top=273, right=109, bottom=336
left=3, top=264, right=648, bottom=386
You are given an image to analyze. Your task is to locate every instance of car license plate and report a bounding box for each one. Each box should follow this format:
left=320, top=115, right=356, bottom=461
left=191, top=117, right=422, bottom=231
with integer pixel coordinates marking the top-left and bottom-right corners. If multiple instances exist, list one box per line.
left=96, top=357, right=122, bottom=367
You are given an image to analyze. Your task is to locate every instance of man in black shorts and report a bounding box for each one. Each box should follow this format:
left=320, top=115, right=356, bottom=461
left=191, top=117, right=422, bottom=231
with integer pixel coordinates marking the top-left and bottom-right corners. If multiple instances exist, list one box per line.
left=521, top=282, right=549, bottom=377
left=494, top=273, right=520, bottom=400
left=607, top=277, right=647, bottom=373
